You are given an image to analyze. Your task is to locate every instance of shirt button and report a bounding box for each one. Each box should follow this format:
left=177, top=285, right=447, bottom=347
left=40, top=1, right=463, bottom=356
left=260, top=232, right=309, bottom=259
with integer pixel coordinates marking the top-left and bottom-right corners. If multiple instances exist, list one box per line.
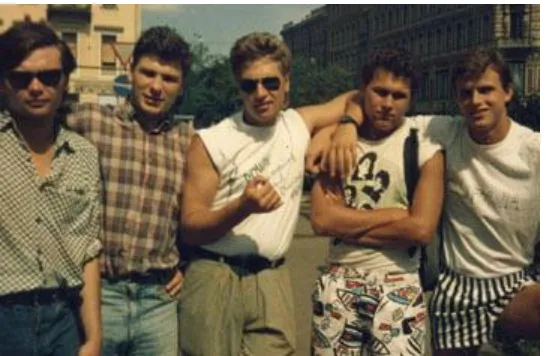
left=35, top=217, right=42, bottom=224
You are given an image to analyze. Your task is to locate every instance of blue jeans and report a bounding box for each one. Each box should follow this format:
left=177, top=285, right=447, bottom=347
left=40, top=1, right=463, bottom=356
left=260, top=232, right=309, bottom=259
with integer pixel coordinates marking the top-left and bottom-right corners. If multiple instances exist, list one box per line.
left=101, top=278, right=178, bottom=356
left=0, top=299, right=80, bottom=355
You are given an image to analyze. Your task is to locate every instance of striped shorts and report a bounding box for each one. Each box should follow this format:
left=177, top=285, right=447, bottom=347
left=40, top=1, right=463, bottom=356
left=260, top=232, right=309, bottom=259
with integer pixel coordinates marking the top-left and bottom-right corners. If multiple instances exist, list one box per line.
left=429, top=266, right=539, bottom=350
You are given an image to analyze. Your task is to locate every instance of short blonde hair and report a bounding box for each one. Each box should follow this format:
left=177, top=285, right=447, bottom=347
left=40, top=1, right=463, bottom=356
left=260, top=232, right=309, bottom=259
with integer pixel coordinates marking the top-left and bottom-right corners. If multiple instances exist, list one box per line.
left=230, top=32, right=292, bottom=80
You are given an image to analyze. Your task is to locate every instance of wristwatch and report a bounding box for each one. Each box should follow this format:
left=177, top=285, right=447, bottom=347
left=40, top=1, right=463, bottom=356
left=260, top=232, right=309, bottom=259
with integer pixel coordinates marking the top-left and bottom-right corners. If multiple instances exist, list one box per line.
left=339, top=115, right=360, bottom=127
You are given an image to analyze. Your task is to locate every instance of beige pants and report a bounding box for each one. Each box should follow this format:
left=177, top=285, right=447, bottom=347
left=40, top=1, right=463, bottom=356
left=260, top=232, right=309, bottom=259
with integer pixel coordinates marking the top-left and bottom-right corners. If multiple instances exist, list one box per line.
left=179, top=259, right=296, bottom=356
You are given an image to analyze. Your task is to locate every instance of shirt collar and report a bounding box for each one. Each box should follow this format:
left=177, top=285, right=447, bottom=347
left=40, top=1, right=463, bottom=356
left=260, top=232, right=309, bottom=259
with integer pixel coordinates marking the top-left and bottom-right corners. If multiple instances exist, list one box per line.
left=0, top=110, right=74, bottom=154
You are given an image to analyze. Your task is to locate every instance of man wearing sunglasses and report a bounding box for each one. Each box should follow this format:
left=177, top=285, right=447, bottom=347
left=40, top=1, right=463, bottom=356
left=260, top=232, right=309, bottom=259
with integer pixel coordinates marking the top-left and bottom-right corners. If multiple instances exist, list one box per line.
left=0, top=21, right=102, bottom=355
left=179, top=32, right=359, bottom=355
left=63, top=26, right=192, bottom=356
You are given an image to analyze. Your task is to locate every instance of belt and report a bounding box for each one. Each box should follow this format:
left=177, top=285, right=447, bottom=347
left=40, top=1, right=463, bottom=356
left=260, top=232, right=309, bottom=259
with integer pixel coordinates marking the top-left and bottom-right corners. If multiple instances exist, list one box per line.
left=189, top=247, right=285, bottom=274
left=0, top=288, right=80, bottom=306
left=104, top=268, right=177, bottom=285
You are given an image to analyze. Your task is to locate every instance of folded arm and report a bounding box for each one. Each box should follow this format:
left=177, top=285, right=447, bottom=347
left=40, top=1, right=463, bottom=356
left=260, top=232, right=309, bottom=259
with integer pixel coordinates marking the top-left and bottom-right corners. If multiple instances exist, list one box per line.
left=350, top=151, right=445, bottom=248
left=310, top=174, right=408, bottom=238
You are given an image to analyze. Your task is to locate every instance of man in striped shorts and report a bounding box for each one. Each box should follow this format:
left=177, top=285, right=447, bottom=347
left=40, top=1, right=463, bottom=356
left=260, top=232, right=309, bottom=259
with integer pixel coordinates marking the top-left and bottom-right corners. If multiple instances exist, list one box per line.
left=427, top=48, right=540, bottom=355
left=316, top=47, right=540, bottom=355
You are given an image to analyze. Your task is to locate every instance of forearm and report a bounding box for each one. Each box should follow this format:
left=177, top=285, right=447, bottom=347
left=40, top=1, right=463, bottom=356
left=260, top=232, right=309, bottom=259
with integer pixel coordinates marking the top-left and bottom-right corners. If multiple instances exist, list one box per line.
left=312, top=203, right=408, bottom=238
left=182, top=196, right=250, bottom=246
left=79, top=257, right=101, bottom=348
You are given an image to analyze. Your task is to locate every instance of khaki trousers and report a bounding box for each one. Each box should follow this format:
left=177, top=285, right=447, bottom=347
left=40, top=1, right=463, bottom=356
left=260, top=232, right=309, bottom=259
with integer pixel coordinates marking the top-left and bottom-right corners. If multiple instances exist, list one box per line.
left=179, top=259, right=296, bottom=356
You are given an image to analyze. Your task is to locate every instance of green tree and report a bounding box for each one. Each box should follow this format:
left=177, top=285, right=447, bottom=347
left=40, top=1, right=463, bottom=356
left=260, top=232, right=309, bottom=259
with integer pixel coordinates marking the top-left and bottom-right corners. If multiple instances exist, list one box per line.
left=290, top=57, right=355, bottom=107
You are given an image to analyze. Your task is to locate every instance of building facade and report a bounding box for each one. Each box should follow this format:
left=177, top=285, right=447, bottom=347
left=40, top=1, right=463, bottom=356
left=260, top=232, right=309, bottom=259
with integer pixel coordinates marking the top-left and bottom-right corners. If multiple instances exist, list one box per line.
left=281, top=4, right=540, bottom=114
left=0, top=4, right=141, bottom=104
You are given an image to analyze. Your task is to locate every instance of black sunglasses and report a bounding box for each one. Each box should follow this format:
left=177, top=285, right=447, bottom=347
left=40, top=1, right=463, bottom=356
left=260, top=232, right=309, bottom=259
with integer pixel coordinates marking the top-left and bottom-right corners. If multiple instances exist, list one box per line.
left=239, top=76, right=281, bottom=93
left=5, top=69, right=63, bottom=90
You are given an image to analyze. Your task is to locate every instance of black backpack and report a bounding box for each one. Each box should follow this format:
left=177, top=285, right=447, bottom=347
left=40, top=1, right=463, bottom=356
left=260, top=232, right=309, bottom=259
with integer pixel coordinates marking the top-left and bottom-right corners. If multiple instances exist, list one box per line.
left=404, top=127, right=442, bottom=291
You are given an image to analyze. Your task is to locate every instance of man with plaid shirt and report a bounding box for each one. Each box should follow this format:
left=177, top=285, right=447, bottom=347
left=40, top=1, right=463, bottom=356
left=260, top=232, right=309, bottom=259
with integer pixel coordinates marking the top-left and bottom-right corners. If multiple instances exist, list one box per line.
left=65, top=27, right=192, bottom=355
left=0, top=21, right=102, bottom=355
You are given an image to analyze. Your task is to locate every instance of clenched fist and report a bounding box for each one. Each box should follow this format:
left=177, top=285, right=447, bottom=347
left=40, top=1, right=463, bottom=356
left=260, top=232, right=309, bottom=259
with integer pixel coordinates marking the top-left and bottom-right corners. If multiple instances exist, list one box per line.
left=240, top=175, right=283, bottom=214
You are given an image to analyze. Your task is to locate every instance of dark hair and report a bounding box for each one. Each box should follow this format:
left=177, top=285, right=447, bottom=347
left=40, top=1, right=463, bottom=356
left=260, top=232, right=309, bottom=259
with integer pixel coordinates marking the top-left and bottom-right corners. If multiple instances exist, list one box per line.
left=230, top=32, right=292, bottom=80
left=452, top=47, right=512, bottom=91
left=0, top=19, right=76, bottom=77
left=360, top=48, right=420, bottom=95
left=131, top=26, right=192, bottom=80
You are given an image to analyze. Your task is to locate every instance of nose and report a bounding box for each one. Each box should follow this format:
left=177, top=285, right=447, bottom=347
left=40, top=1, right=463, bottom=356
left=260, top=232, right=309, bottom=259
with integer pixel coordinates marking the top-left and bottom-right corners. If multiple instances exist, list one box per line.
left=381, top=95, right=394, bottom=111
left=150, top=75, right=162, bottom=94
left=470, top=90, right=482, bottom=106
left=254, top=82, right=268, bottom=98
left=28, top=77, right=44, bottom=94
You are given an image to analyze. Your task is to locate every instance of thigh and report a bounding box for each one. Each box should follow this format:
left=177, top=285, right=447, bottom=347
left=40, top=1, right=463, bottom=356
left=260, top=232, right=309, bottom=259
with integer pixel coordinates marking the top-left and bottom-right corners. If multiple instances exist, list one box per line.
left=101, top=280, right=130, bottom=356
left=178, top=259, right=243, bottom=356
left=495, top=282, right=540, bottom=340
left=46, top=303, right=81, bottom=356
left=133, top=284, right=178, bottom=356
left=311, top=266, right=371, bottom=356
left=0, top=304, right=36, bottom=356
left=242, top=266, right=296, bottom=356
left=370, top=272, right=426, bottom=355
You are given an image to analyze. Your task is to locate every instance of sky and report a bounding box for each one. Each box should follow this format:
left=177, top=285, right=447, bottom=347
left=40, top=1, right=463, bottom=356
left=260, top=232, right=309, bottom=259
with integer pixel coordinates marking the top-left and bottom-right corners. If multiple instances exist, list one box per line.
left=142, top=4, right=321, bottom=56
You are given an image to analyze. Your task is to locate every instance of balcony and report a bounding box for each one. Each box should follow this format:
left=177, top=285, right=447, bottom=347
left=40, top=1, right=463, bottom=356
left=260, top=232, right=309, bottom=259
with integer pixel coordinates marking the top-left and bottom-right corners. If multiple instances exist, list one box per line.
left=47, top=5, right=91, bottom=23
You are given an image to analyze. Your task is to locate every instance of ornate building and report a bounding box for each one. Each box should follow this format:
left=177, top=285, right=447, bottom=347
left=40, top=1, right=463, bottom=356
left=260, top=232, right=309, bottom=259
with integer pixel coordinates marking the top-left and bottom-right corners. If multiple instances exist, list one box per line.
left=0, top=4, right=141, bottom=104
left=281, top=5, right=540, bottom=114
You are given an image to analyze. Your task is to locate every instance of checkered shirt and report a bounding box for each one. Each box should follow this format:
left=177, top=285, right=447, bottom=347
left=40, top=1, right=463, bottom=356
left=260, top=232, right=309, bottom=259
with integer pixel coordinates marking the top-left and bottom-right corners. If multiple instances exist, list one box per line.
left=66, top=102, right=194, bottom=277
left=0, top=111, right=102, bottom=296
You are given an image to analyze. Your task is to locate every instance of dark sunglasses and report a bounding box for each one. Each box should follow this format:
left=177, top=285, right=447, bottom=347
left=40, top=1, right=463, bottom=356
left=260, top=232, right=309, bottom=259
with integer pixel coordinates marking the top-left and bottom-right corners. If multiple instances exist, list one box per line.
left=5, top=69, right=63, bottom=90
left=239, top=76, right=281, bottom=93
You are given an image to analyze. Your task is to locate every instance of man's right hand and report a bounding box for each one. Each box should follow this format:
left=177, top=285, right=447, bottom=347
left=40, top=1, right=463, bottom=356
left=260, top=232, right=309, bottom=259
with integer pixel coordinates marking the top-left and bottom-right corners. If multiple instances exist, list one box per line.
left=240, top=176, right=283, bottom=214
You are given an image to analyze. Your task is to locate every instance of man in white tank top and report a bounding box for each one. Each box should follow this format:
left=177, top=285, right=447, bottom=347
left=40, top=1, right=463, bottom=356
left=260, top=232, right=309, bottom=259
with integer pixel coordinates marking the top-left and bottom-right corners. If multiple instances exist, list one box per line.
left=310, top=49, right=445, bottom=356
left=178, top=32, right=358, bottom=356
left=323, top=48, right=539, bottom=356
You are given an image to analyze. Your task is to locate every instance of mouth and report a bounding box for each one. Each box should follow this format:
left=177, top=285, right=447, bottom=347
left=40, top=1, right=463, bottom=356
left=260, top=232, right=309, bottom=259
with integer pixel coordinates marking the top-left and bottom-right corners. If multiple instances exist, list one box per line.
left=143, top=95, right=164, bottom=106
left=254, top=102, right=273, bottom=113
left=470, top=110, right=488, bottom=120
left=26, top=100, right=49, bottom=108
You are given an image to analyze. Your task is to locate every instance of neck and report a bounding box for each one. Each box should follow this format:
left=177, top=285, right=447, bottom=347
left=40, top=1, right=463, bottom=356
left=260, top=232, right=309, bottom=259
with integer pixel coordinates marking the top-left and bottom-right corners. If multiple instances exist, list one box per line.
left=242, top=111, right=276, bottom=127
left=359, top=120, right=396, bottom=141
left=12, top=113, right=56, bottom=153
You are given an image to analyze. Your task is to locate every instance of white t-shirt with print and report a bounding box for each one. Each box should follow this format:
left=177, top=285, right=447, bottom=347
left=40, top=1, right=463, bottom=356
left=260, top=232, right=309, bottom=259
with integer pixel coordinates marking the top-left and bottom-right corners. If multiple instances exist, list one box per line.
left=329, top=118, right=442, bottom=272
left=416, top=115, right=540, bottom=278
left=197, top=109, right=309, bottom=261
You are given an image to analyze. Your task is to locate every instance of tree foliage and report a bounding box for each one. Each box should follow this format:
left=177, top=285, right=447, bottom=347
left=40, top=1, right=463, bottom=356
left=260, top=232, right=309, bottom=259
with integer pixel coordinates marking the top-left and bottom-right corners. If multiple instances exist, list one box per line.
left=289, top=57, right=356, bottom=108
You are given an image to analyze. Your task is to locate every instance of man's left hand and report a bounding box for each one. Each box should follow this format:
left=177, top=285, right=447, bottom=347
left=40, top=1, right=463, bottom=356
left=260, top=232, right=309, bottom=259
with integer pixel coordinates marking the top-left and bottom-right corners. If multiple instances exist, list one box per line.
left=165, top=269, right=184, bottom=297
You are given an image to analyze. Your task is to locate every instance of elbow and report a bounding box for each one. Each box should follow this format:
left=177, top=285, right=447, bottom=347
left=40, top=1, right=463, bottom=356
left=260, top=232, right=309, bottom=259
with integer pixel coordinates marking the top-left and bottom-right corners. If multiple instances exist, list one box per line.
left=411, top=222, right=436, bottom=245
left=180, top=217, right=204, bottom=246
left=311, top=209, right=332, bottom=236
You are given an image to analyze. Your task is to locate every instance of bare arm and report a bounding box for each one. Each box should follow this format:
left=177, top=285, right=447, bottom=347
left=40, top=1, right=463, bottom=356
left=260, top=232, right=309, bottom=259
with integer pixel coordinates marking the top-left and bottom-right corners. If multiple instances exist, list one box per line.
left=78, top=257, right=101, bottom=356
left=304, top=123, right=337, bottom=174
left=180, top=136, right=281, bottom=246
left=297, top=90, right=360, bottom=134
left=328, top=94, right=363, bottom=178
left=349, top=151, right=445, bottom=248
left=311, top=173, right=409, bottom=238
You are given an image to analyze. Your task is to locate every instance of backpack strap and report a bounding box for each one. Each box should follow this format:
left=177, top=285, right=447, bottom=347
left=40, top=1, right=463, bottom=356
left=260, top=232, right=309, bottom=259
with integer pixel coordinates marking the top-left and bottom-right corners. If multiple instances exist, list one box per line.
left=404, top=128, right=420, bottom=258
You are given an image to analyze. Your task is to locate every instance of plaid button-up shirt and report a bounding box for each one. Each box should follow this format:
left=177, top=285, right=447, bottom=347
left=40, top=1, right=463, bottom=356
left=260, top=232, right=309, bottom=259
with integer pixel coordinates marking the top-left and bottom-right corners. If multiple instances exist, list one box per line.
left=0, top=111, right=102, bottom=296
left=66, top=102, right=193, bottom=277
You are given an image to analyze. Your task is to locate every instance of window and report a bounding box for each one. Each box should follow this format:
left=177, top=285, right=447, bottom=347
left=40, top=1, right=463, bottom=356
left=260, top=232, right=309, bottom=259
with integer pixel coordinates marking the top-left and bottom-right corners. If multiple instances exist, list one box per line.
left=437, top=70, right=449, bottom=99
left=436, top=28, right=442, bottom=53
left=428, top=30, right=433, bottom=54
left=510, top=5, right=524, bottom=39
left=467, top=20, right=474, bottom=47
left=421, top=72, right=429, bottom=100
left=101, top=34, right=117, bottom=75
left=456, top=23, right=463, bottom=49
left=483, top=15, right=491, bottom=41
left=61, top=32, right=77, bottom=61
left=509, top=62, right=524, bottom=94
left=446, top=26, right=452, bottom=51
